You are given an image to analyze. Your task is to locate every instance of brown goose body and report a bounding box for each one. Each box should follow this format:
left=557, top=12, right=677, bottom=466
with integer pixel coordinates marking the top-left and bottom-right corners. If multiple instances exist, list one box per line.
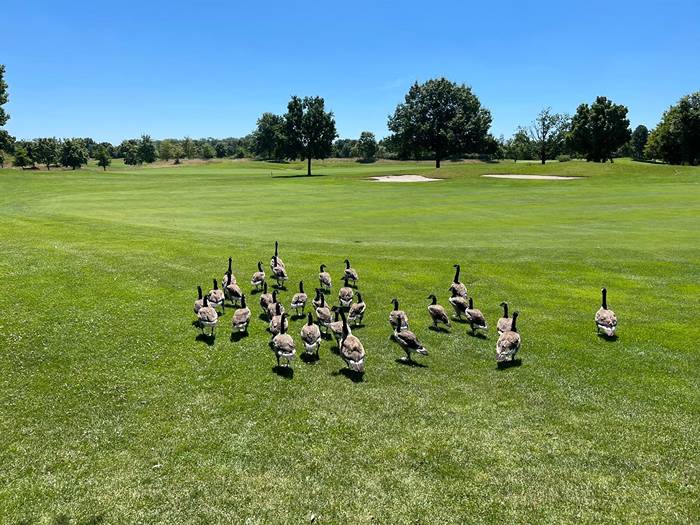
left=223, top=257, right=237, bottom=287
left=266, top=291, right=285, bottom=320
left=197, top=296, right=218, bottom=335
left=338, top=279, right=353, bottom=307
left=251, top=261, right=266, bottom=289
left=339, top=311, right=365, bottom=373
left=269, top=241, right=285, bottom=271
left=427, top=294, right=450, bottom=327
left=207, top=279, right=225, bottom=312
left=394, top=322, right=428, bottom=360
left=224, top=272, right=243, bottom=305
left=448, top=293, right=468, bottom=319
left=232, top=295, right=251, bottom=332
left=449, top=264, right=468, bottom=298
left=595, top=288, right=618, bottom=337
left=259, top=282, right=273, bottom=313
left=465, top=297, right=488, bottom=333
left=318, top=264, right=332, bottom=290
left=315, top=294, right=332, bottom=327
left=343, top=259, right=359, bottom=284
left=497, top=302, right=512, bottom=335
left=193, top=285, right=204, bottom=314
left=300, top=313, right=322, bottom=354
left=389, top=298, right=409, bottom=330
left=348, top=292, right=366, bottom=325
left=496, top=312, right=521, bottom=363
left=290, top=281, right=307, bottom=313
left=271, top=314, right=295, bottom=367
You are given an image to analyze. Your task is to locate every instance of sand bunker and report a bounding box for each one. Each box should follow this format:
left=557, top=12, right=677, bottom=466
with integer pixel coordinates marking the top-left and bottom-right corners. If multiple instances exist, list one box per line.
left=370, top=175, right=441, bottom=182
left=482, top=174, right=582, bottom=180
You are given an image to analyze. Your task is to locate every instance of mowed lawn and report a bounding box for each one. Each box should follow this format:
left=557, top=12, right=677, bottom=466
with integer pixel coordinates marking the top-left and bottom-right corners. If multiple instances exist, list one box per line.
left=0, top=158, right=698, bottom=524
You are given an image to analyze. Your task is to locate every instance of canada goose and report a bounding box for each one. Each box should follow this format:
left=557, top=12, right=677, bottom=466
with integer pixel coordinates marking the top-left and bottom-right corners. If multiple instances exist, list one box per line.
left=197, top=295, right=218, bottom=335
left=465, top=297, right=488, bottom=334
left=497, top=302, right=512, bottom=335
left=300, top=312, right=322, bottom=356
left=343, top=259, right=359, bottom=285
left=290, top=281, right=308, bottom=315
left=223, top=257, right=237, bottom=287
left=266, top=290, right=285, bottom=320
left=595, top=288, right=618, bottom=337
left=269, top=302, right=289, bottom=337
left=348, top=292, right=366, bottom=326
left=251, top=261, right=266, bottom=291
left=312, top=288, right=324, bottom=309
left=207, top=279, right=225, bottom=313
left=194, top=285, right=204, bottom=314
left=389, top=298, right=409, bottom=330
left=427, top=294, right=450, bottom=328
left=271, top=255, right=288, bottom=287
left=448, top=289, right=469, bottom=320
left=259, top=282, right=273, bottom=314
left=449, top=264, right=468, bottom=298
left=315, top=292, right=332, bottom=331
left=393, top=313, right=428, bottom=361
left=231, top=294, right=251, bottom=333
left=496, top=311, right=520, bottom=363
left=339, top=310, right=365, bottom=373
left=338, top=278, right=353, bottom=308
left=224, top=271, right=243, bottom=307
left=270, top=241, right=286, bottom=271
left=328, top=307, right=347, bottom=342
left=319, top=264, right=332, bottom=291
left=271, top=313, right=295, bottom=367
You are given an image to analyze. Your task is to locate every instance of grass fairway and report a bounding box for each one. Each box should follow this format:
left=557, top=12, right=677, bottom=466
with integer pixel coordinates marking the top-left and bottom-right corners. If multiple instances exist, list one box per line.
left=1, top=158, right=698, bottom=524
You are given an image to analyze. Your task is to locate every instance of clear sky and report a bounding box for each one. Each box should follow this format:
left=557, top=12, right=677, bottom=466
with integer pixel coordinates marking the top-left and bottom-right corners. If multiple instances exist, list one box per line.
left=2, top=0, right=699, bottom=143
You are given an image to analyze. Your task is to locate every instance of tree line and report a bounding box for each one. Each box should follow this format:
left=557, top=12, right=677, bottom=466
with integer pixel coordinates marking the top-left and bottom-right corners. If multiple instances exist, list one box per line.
left=1, top=65, right=699, bottom=171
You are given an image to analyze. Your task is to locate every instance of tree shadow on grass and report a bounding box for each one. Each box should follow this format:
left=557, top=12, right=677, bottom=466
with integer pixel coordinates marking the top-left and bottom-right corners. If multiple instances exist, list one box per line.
left=395, top=357, right=428, bottom=368
left=272, top=365, right=294, bottom=379
left=497, top=358, right=522, bottom=370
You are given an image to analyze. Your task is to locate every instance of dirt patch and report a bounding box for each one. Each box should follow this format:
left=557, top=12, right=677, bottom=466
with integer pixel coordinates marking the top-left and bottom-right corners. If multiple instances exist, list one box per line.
left=370, top=175, right=441, bottom=183
left=482, top=174, right=582, bottom=180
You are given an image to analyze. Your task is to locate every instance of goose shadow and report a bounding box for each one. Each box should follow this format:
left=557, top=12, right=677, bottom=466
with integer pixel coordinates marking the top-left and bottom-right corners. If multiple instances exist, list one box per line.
left=429, top=325, right=451, bottom=333
left=272, top=284, right=288, bottom=291
left=396, top=357, right=428, bottom=368
left=337, top=368, right=364, bottom=383
left=497, top=358, right=522, bottom=370
left=230, top=331, right=249, bottom=342
left=290, top=313, right=306, bottom=321
left=467, top=331, right=489, bottom=340
left=272, top=365, right=294, bottom=379
left=249, top=288, right=261, bottom=295
left=258, top=313, right=270, bottom=322
left=451, top=318, right=469, bottom=324
left=597, top=333, right=618, bottom=342
left=300, top=352, right=320, bottom=364
left=195, top=333, right=216, bottom=346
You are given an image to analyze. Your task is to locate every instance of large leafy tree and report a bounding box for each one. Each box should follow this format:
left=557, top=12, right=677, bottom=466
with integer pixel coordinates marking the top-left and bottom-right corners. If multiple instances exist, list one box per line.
left=528, top=108, right=569, bottom=164
left=60, top=138, right=89, bottom=169
left=630, top=125, right=649, bottom=160
left=13, top=145, right=31, bottom=168
left=252, top=112, right=285, bottom=160
left=0, top=64, right=15, bottom=166
left=95, top=145, right=111, bottom=171
left=387, top=78, right=492, bottom=168
left=645, top=92, right=700, bottom=165
left=357, top=131, right=377, bottom=161
left=138, top=134, right=158, bottom=163
left=283, top=96, right=337, bottom=176
left=568, top=96, right=631, bottom=162
left=33, top=138, right=61, bottom=170
left=505, top=129, right=534, bottom=162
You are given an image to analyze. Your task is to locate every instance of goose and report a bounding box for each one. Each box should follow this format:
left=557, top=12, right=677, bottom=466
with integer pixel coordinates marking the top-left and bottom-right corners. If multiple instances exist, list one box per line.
left=269, top=302, right=289, bottom=337
left=427, top=294, right=450, bottom=329
left=343, top=259, right=359, bottom=285
left=271, top=313, right=295, bottom=367
left=312, top=288, right=324, bottom=310
left=269, top=241, right=285, bottom=271
left=250, top=261, right=266, bottom=291
left=496, top=311, right=521, bottom=364
left=348, top=292, right=366, bottom=326
left=197, top=295, right=218, bottom=335
left=318, top=264, right=332, bottom=291
left=393, top=313, right=428, bottom=361
left=266, top=290, right=285, bottom=320
left=224, top=271, right=243, bottom=307
left=223, top=257, right=237, bottom=286
left=300, top=312, right=322, bottom=356
left=465, top=297, right=488, bottom=334
left=207, top=279, right=225, bottom=313
left=328, top=307, right=347, bottom=342
left=315, top=292, right=332, bottom=332
left=389, top=298, right=409, bottom=330
left=595, top=287, right=618, bottom=337
left=271, top=255, right=288, bottom=287
left=338, top=278, right=353, bottom=308
left=449, top=264, right=468, bottom=298
left=259, top=282, right=273, bottom=314
left=290, top=281, right=308, bottom=315
left=231, top=294, right=251, bottom=333
left=339, top=310, right=365, bottom=373
left=193, top=285, right=204, bottom=314
left=497, top=302, right=512, bottom=335
left=448, top=289, right=469, bottom=320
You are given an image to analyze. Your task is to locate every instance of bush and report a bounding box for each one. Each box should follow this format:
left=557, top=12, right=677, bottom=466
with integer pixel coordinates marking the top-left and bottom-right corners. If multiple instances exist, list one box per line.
left=557, top=154, right=571, bottom=162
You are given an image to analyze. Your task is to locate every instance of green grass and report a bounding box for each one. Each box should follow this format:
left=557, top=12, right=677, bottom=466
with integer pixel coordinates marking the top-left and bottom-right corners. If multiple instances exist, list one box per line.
left=0, top=158, right=698, bottom=524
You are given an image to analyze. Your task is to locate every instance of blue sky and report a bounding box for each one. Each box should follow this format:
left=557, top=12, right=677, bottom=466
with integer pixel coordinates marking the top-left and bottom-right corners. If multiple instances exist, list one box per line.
left=2, top=0, right=699, bottom=143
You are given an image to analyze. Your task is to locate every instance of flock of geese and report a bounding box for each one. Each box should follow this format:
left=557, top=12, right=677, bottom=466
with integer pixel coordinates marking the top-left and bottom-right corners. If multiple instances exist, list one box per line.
left=193, top=242, right=619, bottom=375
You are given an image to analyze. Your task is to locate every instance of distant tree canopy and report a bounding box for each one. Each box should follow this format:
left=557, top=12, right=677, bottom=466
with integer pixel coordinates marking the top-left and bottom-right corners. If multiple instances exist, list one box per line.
left=568, top=96, right=631, bottom=162
left=200, top=143, right=215, bottom=160
left=60, top=138, right=89, bottom=169
left=645, top=92, right=700, bottom=165
left=95, top=145, right=111, bottom=171
left=357, top=131, right=377, bottom=161
left=13, top=146, right=31, bottom=168
left=528, top=108, right=570, bottom=164
left=252, top=112, right=285, bottom=160
left=630, top=125, right=649, bottom=160
left=387, top=78, right=493, bottom=168
left=33, top=138, right=61, bottom=170
left=0, top=64, right=9, bottom=128
left=283, top=96, right=337, bottom=175
left=504, top=129, right=534, bottom=161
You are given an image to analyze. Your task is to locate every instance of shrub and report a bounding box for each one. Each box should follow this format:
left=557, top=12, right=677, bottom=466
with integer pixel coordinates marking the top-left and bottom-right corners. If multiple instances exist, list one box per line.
left=557, top=154, right=571, bottom=162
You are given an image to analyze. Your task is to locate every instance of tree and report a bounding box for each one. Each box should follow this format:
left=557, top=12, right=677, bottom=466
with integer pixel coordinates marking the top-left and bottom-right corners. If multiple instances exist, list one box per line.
left=528, top=108, right=569, bottom=164
left=387, top=78, right=492, bottom=168
left=283, top=96, right=337, bottom=175
left=123, top=143, right=141, bottom=165
left=333, top=139, right=358, bottom=158
left=568, top=96, right=631, bottom=162
left=60, top=138, right=89, bottom=169
left=182, top=137, right=196, bottom=159
left=630, top=125, right=649, bottom=160
left=357, top=132, right=377, bottom=161
left=252, top=112, right=285, bottom=160
left=505, top=129, right=534, bottom=161
left=95, top=146, right=111, bottom=171
left=171, top=143, right=183, bottom=164
left=139, top=134, right=157, bottom=163
left=13, top=146, right=31, bottom=168
left=200, top=143, right=215, bottom=159
left=214, top=141, right=227, bottom=158
left=33, top=138, right=61, bottom=170
left=0, top=64, right=13, bottom=165
left=645, top=92, right=700, bottom=165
